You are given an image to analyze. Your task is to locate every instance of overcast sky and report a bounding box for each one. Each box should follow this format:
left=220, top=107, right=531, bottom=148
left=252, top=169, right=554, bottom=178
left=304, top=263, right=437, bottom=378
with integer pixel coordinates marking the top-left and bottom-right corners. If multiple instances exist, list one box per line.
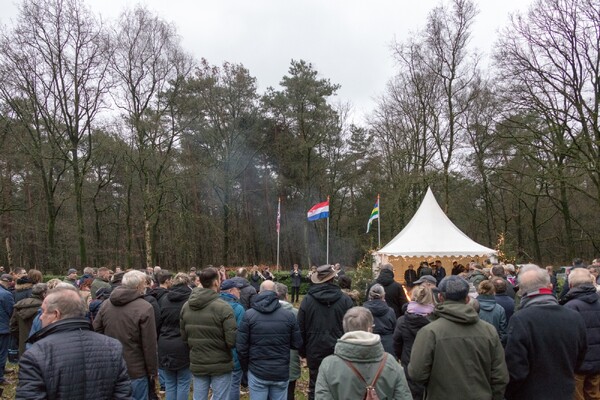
left=0, top=0, right=533, bottom=123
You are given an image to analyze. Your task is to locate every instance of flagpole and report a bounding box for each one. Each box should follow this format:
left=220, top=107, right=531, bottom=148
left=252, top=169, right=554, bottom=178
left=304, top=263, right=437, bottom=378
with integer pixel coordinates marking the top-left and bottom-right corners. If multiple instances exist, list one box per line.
left=277, top=197, right=281, bottom=270
left=326, top=196, right=330, bottom=265
left=377, top=194, right=381, bottom=248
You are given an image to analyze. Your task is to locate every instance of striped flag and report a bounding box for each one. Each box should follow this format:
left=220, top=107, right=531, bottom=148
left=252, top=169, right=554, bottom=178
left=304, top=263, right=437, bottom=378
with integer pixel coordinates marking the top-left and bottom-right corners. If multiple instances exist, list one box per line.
left=366, top=196, right=379, bottom=233
left=307, top=200, right=330, bottom=221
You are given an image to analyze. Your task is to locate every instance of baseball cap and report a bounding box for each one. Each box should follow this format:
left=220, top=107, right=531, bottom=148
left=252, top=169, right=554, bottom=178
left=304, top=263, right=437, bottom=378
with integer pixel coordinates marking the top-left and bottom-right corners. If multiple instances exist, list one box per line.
left=0, top=274, right=13, bottom=282
left=221, top=279, right=244, bottom=291
left=414, top=275, right=437, bottom=285
left=67, top=268, right=78, bottom=275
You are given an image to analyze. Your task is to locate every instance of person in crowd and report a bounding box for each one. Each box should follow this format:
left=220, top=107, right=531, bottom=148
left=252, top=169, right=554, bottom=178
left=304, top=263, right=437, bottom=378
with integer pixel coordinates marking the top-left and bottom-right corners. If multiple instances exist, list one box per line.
left=393, top=285, right=435, bottom=400
left=0, top=274, right=14, bottom=385
left=290, top=264, right=302, bottom=304
left=366, top=264, right=409, bottom=319
left=143, top=274, right=161, bottom=337
left=262, top=266, right=274, bottom=282
left=432, top=260, right=446, bottom=285
left=337, top=275, right=360, bottom=306
left=417, top=261, right=432, bottom=278
left=236, top=280, right=302, bottom=400
left=1, top=274, right=14, bottom=294
left=451, top=260, right=466, bottom=275
left=93, top=270, right=158, bottom=400
left=219, top=266, right=228, bottom=283
left=91, top=267, right=111, bottom=299
left=274, top=283, right=302, bottom=400
left=477, top=280, right=508, bottom=346
left=316, top=307, right=412, bottom=400
left=232, top=268, right=257, bottom=310
left=158, top=273, right=193, bottom=400
left=559, top=258, right=588, bottom=300
left=587, top=266, right=600, bottom=290
left=77, top=267, right=95, bottom=287
left=490, top=265, right=516, bottom=299
left=505, top=265, right=587, bottom=400
left=11, top=283, right=47, bottom=357
left=219, top=279, right=245, bottom=400
left=408, top=276, right=508, bottom=400
left=491, top=277, right=515, bottom=322
left=504, top=264, right=517, bottom=285
left=249, top=265, right=264, bottom=292
left=559, top=268, right=600, bottom=400
left=89, top=287, right=111, bottom=321
left=151, top=271, right=172, bottom=303
left=544, top=266, right=559, bottom=295
left=404, top=264, right=418, bottom=288
left=180, top=267, right=237, bottom=400
left=79, top=278, right=94, bottom=308
left=299, top=265, right=353, bottom=400
left=17, top=287, right=131, bottom=399
left=63, top=268, right=78, bottom=287
left=14, top=269, right=42, bottom=303
left=307, top=266, right=317, bottom=284
left=362, top=284, right=396, bottom=356
left=467, top=263, right=487, bottom=289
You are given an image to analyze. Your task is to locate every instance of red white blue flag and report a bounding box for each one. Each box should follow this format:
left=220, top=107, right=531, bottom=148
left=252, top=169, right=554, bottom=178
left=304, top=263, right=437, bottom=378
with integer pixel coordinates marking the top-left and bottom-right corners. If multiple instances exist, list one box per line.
left=307, top=200, right=329, bottom=221
left=276, top=198, right=281, bottom=233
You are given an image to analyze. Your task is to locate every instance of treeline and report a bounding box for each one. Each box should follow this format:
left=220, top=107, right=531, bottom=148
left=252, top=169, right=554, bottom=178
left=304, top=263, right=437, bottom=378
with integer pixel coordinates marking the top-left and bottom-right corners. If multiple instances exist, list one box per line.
left=0, top=0, right=598, bottom=273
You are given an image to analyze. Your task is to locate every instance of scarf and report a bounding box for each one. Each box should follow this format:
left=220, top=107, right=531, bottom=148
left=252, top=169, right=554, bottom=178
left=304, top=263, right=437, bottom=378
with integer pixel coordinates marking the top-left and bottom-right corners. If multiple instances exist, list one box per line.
left=407, top=301, right=434, bottom=316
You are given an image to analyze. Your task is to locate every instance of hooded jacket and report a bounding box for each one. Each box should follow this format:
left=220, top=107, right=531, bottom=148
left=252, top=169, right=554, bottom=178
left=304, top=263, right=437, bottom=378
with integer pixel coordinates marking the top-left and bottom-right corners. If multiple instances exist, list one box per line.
left=298, top=282, right=354, bottom=370
left=11, top=293, right=43, bottom=356
left=158, top=284, right=191, bottom=371
left=367, top=269, right=408, bottom=319
left=0, top=285, right=14, bottom=335
left=17, top=318, right=131, bottom=400
left=236, top=291, right=302, bottom=381
left=219, top=292, right=245, bottom=371
left=231, top=277, right=256, bottom=310
left=408, top=301, right=509, bottom=400
left=315, top=331, right=412, bottom=400
left=477, top=294, right=508, bottom=346
left=13, top=279, right=33, bottom=303
left=93, top=286, right=157, bottom=379
left=562, top=284, right=600, bottom=374
left=179, top=287, right=237, bottom=376
left=362, top=299, right=397, bottom=356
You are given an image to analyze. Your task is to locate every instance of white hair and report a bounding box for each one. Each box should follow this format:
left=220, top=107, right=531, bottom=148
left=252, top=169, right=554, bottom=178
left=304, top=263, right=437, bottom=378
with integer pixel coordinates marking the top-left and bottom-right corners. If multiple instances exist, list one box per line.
left=122, top=270, right=147, bottom=289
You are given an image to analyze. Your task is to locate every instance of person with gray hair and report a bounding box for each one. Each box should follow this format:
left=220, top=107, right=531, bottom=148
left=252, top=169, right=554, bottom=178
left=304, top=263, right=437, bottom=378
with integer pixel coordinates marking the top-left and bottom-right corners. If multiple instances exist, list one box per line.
left=17, top=288, right=131, bottom=399
left=504, top=265, right=587, bottom=399
left=561, top=268, right=600, bottom=400
left=362, top=283, right=397, bottom=356
left=316, top=307, right=412, bottom=399
left=408, top=276, right=508, bottom=400
left=94, top=269, right=158, bottom=400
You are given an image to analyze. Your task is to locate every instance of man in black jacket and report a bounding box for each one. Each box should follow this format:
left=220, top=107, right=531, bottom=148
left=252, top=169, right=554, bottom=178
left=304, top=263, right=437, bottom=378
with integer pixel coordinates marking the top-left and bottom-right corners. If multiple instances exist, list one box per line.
left=236, top=280, right=302, bottom=399
left=298, top=265, right=353, bottom=400
left=17, top=287, right=131, bottom=399
left=505, top=265, right=587, bottom=400
left=366, top=264, right=409, bottom=319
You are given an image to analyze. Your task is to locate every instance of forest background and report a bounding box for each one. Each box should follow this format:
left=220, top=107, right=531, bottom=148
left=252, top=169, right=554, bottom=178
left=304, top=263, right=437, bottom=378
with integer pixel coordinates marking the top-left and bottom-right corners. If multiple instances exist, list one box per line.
left=0, top=0, right=598, bottom=274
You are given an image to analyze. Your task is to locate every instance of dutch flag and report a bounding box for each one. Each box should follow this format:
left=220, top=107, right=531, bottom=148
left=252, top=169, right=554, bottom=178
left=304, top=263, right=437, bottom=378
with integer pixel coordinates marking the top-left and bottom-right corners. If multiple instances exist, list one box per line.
left=307, top=200, right=329, bottom=221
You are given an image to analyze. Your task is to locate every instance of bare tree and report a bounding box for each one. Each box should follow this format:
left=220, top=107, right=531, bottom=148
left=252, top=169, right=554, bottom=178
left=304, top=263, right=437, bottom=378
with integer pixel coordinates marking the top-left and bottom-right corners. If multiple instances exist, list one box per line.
left=111, top=5, right=192, bottom=268
left=0, top=0, right=112, bottom=267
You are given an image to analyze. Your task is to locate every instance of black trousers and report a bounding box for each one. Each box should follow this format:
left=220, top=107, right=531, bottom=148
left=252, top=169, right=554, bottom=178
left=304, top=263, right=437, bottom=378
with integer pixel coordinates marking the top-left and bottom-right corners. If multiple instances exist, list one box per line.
left=287, top=379, right=296, bottom=400
left=291, top=286, right=300, bottom=302
left=308, top=368, right=318, bottom=400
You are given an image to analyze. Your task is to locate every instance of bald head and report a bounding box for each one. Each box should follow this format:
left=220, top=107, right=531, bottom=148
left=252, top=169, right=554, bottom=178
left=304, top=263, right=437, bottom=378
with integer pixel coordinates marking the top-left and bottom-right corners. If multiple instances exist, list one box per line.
left=42, top=287, right=86, bottom=327
left=260, top=280, right=275, bottom=292
left=569, top=268, right=595, bottom=288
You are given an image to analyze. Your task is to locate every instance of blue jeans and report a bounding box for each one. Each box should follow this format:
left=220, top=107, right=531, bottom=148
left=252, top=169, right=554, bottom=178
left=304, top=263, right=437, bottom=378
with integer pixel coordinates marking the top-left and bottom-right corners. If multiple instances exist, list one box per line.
left=130, top=376, right=149, bottom=400
left=248, top=370, right=288, bottom=400
left=193, top=372, right=232, bottom=400
left=228, top=369, right=243, bottom=400
left=159, top=368, right=165, bottom=389
left=163, top=368, right=191, bottom=400
left=0, top=334, right=9, bottom=382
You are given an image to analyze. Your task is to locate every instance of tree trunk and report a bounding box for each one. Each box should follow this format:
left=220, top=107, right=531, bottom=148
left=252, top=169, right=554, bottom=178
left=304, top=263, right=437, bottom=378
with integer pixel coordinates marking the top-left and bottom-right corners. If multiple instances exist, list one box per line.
left=72, top=151, right=87, bottom=266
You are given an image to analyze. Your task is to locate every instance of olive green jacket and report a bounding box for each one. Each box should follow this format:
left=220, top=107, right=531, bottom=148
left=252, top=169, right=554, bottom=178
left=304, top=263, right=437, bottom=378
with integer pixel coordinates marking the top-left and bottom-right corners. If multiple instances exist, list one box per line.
left=408, top=300, right=509, bottom=400
left=180, top=287, right=237, bottom=376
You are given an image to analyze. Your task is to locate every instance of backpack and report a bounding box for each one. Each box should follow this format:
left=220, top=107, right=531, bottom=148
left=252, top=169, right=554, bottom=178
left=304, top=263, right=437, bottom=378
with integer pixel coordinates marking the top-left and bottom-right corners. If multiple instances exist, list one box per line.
left=341, top=353, right=388, bottom=400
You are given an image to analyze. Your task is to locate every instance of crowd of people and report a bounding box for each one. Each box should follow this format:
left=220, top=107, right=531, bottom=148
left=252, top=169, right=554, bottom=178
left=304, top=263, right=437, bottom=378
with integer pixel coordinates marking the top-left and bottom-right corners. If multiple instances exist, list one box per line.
left=0, top=258, right=598, bottom=399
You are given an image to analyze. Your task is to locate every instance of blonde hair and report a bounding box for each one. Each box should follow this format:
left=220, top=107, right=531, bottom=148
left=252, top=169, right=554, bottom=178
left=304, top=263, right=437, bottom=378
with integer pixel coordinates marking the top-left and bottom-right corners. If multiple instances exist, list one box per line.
left=410, top=285, right=435, bottom=306
left=46, top=278, right=63, bottom=289
left=172, top=272, right=191, bottom=287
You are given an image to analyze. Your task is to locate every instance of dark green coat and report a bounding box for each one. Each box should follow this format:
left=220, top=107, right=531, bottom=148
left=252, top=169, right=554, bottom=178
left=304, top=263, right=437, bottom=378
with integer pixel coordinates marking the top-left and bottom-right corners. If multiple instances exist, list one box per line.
left=180, top=287, right=237, bottom=376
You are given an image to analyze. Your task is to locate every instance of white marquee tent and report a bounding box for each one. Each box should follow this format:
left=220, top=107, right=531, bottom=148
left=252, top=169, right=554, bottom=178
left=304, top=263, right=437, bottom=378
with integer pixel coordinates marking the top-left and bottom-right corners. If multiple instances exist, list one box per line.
left=374, top=188, right=496, bottom=274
